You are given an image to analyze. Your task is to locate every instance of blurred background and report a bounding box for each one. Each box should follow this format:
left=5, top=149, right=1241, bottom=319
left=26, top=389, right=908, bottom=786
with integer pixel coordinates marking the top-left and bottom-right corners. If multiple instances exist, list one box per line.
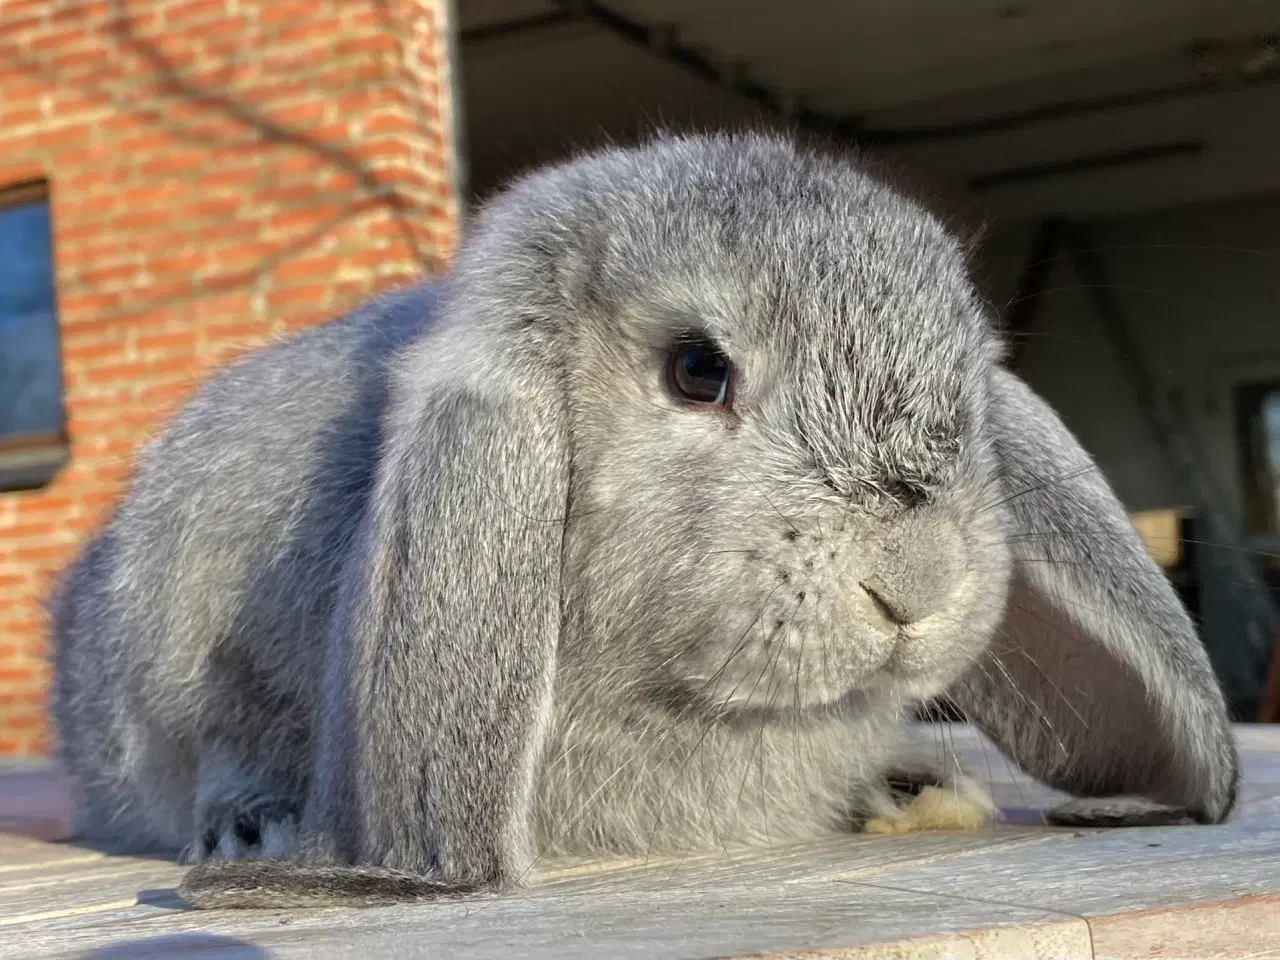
left=1, top=0, right=1279, bottom=756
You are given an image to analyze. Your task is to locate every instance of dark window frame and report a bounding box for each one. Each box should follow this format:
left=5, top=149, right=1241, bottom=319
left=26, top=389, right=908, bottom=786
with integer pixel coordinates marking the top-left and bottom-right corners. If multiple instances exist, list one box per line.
left=0, top=180, right=69, bottom=492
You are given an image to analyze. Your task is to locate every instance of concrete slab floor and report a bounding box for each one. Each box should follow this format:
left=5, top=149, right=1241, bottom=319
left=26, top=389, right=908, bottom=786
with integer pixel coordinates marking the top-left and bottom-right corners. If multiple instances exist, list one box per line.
left=1, top=725, right=1277, bottom=960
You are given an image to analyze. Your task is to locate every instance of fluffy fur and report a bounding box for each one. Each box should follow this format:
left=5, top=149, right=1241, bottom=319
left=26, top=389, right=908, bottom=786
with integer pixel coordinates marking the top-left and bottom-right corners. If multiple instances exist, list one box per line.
left=47, top=132, right=1238, bottom=910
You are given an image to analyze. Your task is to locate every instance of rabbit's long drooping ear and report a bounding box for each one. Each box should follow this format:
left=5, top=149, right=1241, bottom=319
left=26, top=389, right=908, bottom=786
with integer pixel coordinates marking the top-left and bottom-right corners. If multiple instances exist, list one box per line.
left=947, top=368, right=1239, bottom=826
left=339, top=327, right=569, bottom=878
left=181, top=307, right=571, bottom=909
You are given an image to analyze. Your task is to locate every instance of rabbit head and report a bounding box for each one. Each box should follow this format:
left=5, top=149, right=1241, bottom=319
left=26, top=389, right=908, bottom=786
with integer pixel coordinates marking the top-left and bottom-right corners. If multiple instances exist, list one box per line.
left=473, top=136, right=1012, bottom=717
left=436, top=131, right=1234, bottom=818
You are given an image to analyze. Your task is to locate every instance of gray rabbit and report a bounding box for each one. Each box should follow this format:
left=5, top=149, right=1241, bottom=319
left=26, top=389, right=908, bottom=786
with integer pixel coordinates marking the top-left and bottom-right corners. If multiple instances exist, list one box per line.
left=48, top=132, right=1239, bottom=909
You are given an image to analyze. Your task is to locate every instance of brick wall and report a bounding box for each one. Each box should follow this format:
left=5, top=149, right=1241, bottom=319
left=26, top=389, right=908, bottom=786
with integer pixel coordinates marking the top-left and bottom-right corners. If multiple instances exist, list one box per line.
left=0, top=0, right=461, bottom=755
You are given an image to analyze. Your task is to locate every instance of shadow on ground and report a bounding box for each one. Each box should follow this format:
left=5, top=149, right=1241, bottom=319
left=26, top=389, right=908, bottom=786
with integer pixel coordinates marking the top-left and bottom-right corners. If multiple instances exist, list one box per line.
left=76, top=933, right=272, bottom=959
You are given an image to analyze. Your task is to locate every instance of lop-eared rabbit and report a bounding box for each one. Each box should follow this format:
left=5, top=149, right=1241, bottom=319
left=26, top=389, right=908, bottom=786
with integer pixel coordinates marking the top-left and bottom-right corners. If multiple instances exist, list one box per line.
left=49, top=132, right=1238, bottom=908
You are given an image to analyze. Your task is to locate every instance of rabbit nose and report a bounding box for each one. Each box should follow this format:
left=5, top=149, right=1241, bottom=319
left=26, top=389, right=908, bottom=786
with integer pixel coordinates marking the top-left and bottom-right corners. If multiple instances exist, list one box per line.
left=855, top=515, right=964, bottom=629
left=859, top=576, right=930, bottom=628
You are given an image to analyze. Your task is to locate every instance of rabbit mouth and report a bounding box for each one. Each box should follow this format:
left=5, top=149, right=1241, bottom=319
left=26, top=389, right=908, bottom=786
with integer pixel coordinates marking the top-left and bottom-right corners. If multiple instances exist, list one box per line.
left=662, top=578, right=1002, bottom=718
left=667, top=630, right=940, bottom=718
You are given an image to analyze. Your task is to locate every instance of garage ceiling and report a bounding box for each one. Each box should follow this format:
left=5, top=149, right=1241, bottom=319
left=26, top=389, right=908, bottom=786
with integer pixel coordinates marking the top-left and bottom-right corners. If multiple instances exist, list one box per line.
left=455, top=0, right=1280, bottom=225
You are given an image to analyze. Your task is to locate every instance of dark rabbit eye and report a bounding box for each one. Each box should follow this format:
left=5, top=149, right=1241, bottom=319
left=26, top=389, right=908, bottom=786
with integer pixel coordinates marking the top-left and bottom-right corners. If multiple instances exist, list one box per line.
left=668, top=340, right=733, bottom=409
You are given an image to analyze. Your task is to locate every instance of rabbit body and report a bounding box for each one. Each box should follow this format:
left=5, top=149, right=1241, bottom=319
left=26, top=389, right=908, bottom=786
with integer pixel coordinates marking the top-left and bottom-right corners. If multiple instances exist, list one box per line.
left=49, top=133, right=1237, bottom=908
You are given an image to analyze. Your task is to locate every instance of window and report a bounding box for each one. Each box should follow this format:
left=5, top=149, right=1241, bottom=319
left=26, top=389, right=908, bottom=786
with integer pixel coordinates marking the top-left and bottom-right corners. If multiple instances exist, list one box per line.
left=0, top=182, right=67, bottom=491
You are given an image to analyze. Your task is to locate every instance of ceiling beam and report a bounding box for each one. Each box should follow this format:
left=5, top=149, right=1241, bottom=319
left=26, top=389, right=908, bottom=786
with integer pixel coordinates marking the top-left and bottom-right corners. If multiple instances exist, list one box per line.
left=460, top=10, right=577, bottom=45
left=969, top=140, right=1206, bottom=192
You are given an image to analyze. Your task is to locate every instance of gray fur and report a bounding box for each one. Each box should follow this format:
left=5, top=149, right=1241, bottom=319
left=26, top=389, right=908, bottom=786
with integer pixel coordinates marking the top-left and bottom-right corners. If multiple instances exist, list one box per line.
left=947, top=370, right=1239, bottom=826
left=1045, top=797, right=1200, bottom=828
left=46, top=132, right=1237, bottom=910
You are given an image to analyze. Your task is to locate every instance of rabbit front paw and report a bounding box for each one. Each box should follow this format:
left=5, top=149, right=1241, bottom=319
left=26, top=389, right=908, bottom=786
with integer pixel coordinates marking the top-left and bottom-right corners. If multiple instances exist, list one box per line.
left=863, top=774, right=998, bottom=835
left=180, top=796, right=301, bottom=865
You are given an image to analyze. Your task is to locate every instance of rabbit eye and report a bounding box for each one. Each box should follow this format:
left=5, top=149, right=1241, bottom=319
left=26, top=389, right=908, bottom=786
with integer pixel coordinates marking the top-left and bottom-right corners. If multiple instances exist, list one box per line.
left=668, top=340, right=733, bottom=409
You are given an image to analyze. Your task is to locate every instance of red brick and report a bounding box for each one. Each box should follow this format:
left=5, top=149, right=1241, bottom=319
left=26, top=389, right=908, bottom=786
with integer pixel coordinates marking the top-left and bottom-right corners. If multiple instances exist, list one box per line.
left=135, top=329, right=198, bottom=352
left=99, top=113, right=152, bottom=137
left=271, top=100, right=330, bottom=127
left=362, top=139, right=418, bottom=163
left=0, top=72, right=47, bottom=101
left=51, top=48, right=114, bottom=74
left=336, top=33, right=403, bottom=59
left=134, top=278, right=199, bottom=301
left=165, top=0, right=235, bottom=23
left=59, top=291, right=123, bottom=315
left=0, top=691, right=47, bottom=709
left=3, top=712, right=48, bottom=731
left=258, top=0, right=317, bottom=25
left=90, top=461, right=134, bottom=484
left=189, top=290, right=253, bottom=319
left=335, top=88, right=409, bottom=113
left=9, top=543, right=71, bottom=565
left=266, top=283, right=332, bottom=307
left=137, top=380, right=197, bottom=405
left=268, top=204, right=348, bottom=233
left=362, top=112, right=420, bottom=136
left=63, top=342, right=126, bottom=367
left=0, top=0, right=49, bottom=19
left=27, top=27, right=93, bottom=55
left=108, top=208, right=176, bottom=231
left=206, top=320, right=263, bottom=340
left=348, top=60, right=389, bottom=83
left=239, top=79, right=314, bottom=106
left=79, top=489, right=125, bottom=511
left=254, top=182, right=327, bottom=206
left=12, top=494, right=76, bottom=515
left=0, top=521, right=60, bottom=540
left=183, top=197, right=249, bottom=224
left=81, top=360, right=165, bottom=385
left=74, top=261, right=139, bottom=287
left=191, top=15, right=254, bottom=43
left=293, top=120, right=352, bottom=143
left=112, top=131, right=175, bottom=155
left=49, top=1, right=112, bottom=24
left=274, top=254, right=344, bottom=281
left=209, top=242, right=277, bottom=273
left=201, top=165, right=262, bottom=190
left=114, top=182, right=187, bottom=208
left=0, top=105, right=44, bottom=127
left=28, top=124, right=94, bottom=151
left=111, top=6, right=162, bottom=32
